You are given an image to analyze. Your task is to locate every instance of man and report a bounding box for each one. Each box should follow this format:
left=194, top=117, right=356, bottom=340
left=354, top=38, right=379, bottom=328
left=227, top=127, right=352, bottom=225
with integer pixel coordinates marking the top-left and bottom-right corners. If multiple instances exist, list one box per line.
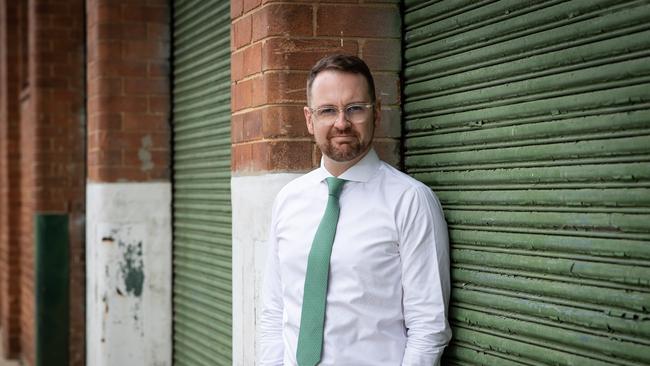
left=260, top=54, right=451, bottom=366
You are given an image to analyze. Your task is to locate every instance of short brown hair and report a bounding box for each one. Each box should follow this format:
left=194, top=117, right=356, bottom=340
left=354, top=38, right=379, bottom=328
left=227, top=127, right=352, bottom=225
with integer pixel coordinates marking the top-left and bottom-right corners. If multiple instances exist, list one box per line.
left=306, top=54, right=376, bottom=104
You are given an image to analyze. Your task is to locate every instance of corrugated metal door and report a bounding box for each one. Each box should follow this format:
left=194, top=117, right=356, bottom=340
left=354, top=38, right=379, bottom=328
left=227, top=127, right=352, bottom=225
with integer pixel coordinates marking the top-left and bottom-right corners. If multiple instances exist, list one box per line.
left=403, top=1, right=650, bottom=365
left=172, top=0, right=232, bottom=364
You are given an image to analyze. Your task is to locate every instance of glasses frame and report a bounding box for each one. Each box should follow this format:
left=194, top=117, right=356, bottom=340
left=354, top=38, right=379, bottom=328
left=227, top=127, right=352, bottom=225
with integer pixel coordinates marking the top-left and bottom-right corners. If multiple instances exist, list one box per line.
left=309, top=102, right=375, bottom=125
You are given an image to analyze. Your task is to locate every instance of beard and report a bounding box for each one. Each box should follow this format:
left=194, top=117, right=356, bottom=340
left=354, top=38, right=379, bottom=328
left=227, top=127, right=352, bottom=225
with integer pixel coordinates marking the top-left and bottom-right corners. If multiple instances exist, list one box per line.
left=317, top=125, right=373, bottom=162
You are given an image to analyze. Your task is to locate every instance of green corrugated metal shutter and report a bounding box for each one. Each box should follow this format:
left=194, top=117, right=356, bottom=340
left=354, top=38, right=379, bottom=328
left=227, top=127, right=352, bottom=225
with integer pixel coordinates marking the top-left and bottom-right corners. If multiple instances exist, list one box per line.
left=403, top=1, right=650, bottom=365
left=172, top=0, right=232, bottom=364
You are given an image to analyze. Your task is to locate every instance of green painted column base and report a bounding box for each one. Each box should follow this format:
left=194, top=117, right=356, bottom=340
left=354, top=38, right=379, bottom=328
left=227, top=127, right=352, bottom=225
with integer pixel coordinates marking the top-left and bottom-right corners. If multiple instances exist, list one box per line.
left=34, top=213, right=69, bottom=366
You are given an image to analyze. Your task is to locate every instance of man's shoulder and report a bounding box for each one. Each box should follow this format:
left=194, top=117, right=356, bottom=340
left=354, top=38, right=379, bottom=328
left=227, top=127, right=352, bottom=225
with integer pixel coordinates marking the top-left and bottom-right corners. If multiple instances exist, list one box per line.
left=377, top=160, right=433, bottom=194
left=275, top=168, right=322, bottom=203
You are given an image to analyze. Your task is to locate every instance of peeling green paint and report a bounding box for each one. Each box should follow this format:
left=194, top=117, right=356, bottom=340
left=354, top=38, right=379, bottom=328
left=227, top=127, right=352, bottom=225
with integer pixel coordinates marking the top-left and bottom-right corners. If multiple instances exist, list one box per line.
left=119, top=240, right=145, bottom=297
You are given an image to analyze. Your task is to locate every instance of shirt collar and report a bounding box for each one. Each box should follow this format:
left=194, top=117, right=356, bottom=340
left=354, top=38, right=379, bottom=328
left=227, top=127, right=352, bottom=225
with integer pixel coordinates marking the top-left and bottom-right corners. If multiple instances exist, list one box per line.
left=314, top=148, right=381, bottom=183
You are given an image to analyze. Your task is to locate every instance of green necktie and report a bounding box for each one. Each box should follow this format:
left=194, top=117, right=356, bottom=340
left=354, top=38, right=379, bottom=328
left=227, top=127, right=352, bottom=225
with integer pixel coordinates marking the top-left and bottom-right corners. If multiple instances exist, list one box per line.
left=296, top=177, right=346, bottom=366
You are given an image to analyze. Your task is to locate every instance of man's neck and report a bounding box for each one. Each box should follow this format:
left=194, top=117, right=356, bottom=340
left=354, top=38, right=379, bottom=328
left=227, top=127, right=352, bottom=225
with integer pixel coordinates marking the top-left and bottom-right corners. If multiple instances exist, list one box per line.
left=323, top=147, right=371, bottom=177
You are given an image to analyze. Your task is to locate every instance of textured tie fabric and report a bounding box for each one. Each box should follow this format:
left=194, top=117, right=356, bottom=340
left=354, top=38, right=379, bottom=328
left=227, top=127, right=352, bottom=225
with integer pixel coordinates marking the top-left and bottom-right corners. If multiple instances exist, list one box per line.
left=296, top=177, right=347, bottom=366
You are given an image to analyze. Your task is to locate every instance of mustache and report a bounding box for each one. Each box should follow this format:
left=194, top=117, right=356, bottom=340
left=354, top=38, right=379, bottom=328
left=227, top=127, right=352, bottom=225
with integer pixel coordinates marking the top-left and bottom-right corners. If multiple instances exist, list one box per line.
left=328, top=127, right=358, bottom=138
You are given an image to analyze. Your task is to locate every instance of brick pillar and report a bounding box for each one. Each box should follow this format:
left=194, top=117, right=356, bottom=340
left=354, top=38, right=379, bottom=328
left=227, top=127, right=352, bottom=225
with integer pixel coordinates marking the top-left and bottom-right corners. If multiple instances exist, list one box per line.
left=16, top=1, right=87, bottom=365
left=0, top=0, right=21, bottom=359
left=230, top=1, right=401, bottom=364
left=86, top=0, right=172, bottom=364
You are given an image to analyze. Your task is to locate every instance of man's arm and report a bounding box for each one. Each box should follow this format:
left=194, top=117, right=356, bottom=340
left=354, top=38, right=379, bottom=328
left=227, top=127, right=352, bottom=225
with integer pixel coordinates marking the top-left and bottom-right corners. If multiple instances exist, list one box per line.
left=259, top=209, right=285, bottom=365
left=398, top=185, right=452, bottom=366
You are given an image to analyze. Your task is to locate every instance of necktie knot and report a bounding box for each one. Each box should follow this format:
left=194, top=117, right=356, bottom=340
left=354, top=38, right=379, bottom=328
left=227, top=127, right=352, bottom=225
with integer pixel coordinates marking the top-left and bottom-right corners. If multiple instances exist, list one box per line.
left=326, top=177, right=346, bottom=198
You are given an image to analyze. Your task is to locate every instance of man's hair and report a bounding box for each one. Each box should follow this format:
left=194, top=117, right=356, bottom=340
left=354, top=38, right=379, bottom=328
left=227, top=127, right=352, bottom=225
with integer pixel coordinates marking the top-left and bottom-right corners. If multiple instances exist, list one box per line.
left=306, top=54, right=376, bottom=104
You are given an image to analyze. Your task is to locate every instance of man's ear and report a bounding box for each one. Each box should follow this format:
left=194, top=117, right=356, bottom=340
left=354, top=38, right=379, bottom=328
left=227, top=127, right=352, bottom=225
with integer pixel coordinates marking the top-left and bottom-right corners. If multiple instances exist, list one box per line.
left=304, top=106, right=314, bottom=135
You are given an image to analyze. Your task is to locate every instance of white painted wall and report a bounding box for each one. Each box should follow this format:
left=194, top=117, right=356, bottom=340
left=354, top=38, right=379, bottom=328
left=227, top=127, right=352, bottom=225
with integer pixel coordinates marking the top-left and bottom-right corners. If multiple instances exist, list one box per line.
left=231, top=173, right=301, bottom=366
left=86, top=182, right=172, bottom=366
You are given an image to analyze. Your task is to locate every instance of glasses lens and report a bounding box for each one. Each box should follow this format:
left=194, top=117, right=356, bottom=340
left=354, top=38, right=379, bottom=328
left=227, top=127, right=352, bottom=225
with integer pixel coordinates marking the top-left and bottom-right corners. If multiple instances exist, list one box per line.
left=315, top=107, right=338, bottom=124
left=345, top=104, right=370, bottom=123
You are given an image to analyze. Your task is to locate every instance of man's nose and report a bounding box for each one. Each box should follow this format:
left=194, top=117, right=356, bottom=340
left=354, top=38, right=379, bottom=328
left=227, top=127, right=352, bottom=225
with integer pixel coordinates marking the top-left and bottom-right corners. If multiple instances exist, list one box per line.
left=332, top=109, right=350, bottom=129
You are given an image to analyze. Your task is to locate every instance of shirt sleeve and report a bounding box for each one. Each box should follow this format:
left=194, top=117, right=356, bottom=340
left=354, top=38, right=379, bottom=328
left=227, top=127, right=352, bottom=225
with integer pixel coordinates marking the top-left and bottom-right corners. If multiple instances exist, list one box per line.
left=259, top=200, right=285, bottom=366
left=397, top=185, right=452, bottom=366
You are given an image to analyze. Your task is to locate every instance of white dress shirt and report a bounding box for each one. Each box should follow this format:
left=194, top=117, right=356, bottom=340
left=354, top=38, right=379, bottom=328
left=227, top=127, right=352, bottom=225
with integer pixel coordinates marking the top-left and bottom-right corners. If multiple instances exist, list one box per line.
left=259, top=149, right=451, bottom=366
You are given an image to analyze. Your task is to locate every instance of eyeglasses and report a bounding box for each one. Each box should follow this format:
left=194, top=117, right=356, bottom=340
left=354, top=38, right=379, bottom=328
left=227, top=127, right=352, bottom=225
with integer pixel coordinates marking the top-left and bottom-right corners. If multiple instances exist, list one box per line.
left=309, top=103, right=374, bottom=125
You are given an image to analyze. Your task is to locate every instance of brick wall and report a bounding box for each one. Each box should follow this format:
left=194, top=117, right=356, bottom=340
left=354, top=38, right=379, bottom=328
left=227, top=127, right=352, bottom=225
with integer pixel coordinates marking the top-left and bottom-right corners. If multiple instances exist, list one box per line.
left=0, top=0, right=21, bottom=358
left=12, top=0, right=87, bottom=365
left=86, top=0, right=171, bottom=183
left=230, top=0, right=402, bottom=175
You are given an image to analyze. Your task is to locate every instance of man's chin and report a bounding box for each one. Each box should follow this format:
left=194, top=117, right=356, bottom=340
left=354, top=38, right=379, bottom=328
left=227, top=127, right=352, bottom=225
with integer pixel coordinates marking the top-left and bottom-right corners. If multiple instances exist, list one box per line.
left=322, top=143, right=369, bottom=163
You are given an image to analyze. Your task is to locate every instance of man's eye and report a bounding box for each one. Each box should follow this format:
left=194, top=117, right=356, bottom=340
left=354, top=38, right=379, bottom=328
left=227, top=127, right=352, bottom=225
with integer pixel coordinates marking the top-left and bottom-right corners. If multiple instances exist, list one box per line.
left=346, top=105, right=364, bottom=113
left=318, top=108, right=337, bottom=116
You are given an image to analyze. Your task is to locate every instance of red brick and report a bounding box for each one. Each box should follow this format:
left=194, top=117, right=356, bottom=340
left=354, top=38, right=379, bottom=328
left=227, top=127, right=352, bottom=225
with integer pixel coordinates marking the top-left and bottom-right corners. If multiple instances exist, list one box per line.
left=95, top=4, right=123, bottom=24
left=261, top=105, right=310, bottom=139
left=35, top=28, right=70, bottom=40
left=148, top=96, right=170, bottom=114
left=231, top=78, right=254, bottom=111
left=90, top=165, right=168, bottom=182
left=373, top=138, right=400, bottom=167
left=51, top=63, right=84, bottom=78
left=123, top=149, right=169, bottom=167
left=231, top=50, right=245, bottom=82
left=148, top=62, right=169, bottom=77
left=121, top=5, right=169, bottom=24
left=243, top=43, right=262, bottom=78
left=124, top=78, right=168, bottom=95
left=263, top=71, right=308, bottom=105
left=231, top=113, right=245, bottom=143
left=232, top=109, right=263, bottom=143
left=122, top=40, right=167, bottom=61
left=94, top=40, right=122, bottom=61
left=90, top=59, right=148, bottom=78
left=147, top=23, right=169, bottom=41
left=374, top=73, right=400, bottom=105
left=233, top=15, right=252, bottom=49
left=88, top=149, right=123, bottom=167
left=376, top=107, right=401, bottom=138
left=244, top=0, right=261, bottom=12
left=96, top=23, right=147, bottom=40
left=88, top=113, right=123, bottom=132
left=35, top=2, right=70, bottom=16
left=231, top=42, right=262, bottom=81
left=362, top=39, right=401, bottom=71
left=231, top=0, right=244, bottom=19
left=262, top=38, right=358, bottom=71
left=252, top=4, right=313, bottom=42
left=88, top=77, right=123, bottom=97
left=231, top=143, right=253, bottom=172
left=317, top=5, right=400, bottom=38
left=123, top=114, right=167, bottom=132
left=92, top=131, right=168, bottom=152
left=256, top=140, right=313, bottom=172
left=89, top=95, right=148, bottom=114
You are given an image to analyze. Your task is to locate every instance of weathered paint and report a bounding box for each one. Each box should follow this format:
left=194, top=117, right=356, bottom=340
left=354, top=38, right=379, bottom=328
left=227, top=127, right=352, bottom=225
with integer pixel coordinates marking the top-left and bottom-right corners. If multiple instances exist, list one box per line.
left=86, top=182, right=171, bottom=366
left=231, top=173, right=301, bottom=366
left=119, top=240, right=144, bottom=297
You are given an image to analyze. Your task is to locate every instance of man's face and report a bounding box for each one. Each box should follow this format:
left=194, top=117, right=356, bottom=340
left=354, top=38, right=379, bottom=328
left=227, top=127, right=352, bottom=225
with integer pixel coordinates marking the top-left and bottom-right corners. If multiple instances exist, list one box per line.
left=304, top=70, right=379, bottom=163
